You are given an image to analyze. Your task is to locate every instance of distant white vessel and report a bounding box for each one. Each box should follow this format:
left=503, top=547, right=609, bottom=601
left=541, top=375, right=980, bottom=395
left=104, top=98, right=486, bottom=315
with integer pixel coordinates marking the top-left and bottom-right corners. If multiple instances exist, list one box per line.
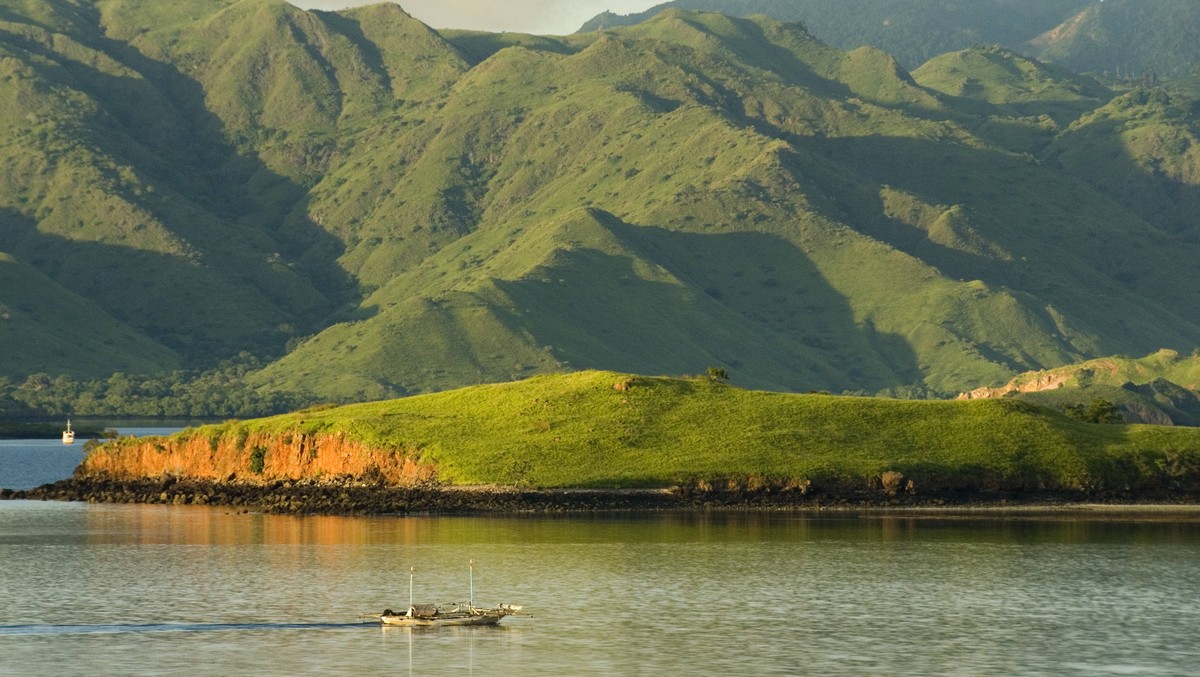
left=62, top=420, right=75, bottom=445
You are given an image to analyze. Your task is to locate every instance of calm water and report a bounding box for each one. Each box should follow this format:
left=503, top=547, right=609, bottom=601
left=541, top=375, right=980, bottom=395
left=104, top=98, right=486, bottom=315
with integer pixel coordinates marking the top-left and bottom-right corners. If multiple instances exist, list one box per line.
left=0, top=425, right=185, bottom=491
left=1, top=502, right=1199, bottom=676
left=3, top=433, right=1200, bottom=675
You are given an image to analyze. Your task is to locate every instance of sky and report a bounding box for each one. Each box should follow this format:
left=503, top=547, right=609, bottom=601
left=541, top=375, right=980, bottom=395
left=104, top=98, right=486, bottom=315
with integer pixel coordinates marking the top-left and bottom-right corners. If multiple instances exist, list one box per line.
left=290, top=1, right=662, bottom=35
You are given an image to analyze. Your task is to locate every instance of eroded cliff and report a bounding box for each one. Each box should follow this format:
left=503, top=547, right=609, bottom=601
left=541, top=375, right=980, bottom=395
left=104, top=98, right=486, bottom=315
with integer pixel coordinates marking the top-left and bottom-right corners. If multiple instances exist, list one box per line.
left=77, top=429, right=436, bottom=485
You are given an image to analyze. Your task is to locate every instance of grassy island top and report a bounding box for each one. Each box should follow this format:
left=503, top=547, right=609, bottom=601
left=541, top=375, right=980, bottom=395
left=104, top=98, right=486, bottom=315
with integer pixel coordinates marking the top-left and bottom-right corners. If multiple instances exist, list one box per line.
left=171, top=371, right=1200, bottom=491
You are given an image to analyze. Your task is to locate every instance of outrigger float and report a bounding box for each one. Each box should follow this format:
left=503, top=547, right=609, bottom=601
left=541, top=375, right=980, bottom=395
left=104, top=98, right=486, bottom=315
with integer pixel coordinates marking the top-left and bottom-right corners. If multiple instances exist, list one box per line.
left=378, top=561, right=523, bottom=628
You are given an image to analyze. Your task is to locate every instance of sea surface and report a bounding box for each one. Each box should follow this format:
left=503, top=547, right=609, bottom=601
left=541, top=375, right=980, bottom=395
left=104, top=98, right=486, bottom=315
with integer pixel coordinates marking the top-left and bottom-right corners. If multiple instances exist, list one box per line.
left=0, top=423, right=188, bottom=491
left=3, top=436, right=1200, bottom=675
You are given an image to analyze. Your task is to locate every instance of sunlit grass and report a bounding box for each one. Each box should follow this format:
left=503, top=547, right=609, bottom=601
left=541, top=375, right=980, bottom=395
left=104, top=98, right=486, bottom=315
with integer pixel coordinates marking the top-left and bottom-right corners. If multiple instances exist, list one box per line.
left=180, top=371, right=1200, bottom=490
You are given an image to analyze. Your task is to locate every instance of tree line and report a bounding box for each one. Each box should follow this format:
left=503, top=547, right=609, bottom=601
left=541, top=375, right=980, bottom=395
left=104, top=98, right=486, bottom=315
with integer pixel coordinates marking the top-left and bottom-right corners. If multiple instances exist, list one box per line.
left=0, top=354, right=317, bottom=419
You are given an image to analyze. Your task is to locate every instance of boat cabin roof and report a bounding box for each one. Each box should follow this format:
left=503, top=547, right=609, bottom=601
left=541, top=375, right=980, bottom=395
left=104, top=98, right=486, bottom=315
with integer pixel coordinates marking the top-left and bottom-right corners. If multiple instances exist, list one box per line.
left=410, top=604, right=439, bottom=618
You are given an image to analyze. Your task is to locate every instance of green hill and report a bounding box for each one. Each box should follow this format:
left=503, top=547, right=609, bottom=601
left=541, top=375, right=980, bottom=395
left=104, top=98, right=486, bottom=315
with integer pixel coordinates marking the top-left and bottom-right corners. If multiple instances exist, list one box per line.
left=0, top=252, right=179, bottom=376
left=0, top=0, right=349, bottom=367
left=1045, top=87, right=1200, bottom=236
left=1032, top=0, right=1200, bottom=79
left=582, top=1, right=1200, bottom=78
left=1, top=1, right=1200, bottom=410
left=912, top=45, right=1109, bottom=124
left=86, top=370, right=1200, bottom=495
left=580, top=0, right=1092, bottom=68
left=962, top=350, right=1200, bottom=426
left=251, top=12, right=1200, bottom=401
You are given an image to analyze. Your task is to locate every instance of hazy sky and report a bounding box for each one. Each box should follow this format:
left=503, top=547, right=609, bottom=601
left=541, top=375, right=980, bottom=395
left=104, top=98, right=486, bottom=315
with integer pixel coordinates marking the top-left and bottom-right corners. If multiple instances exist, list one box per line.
left=290, top=1, right=661, bottom=35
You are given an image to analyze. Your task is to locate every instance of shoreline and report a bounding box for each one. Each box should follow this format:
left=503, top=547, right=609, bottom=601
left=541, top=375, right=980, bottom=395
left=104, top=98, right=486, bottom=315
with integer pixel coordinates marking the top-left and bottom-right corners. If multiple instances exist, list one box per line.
left=4, top=477, right=1200, bottom=517
left=0, top=422, right=106, bottom=440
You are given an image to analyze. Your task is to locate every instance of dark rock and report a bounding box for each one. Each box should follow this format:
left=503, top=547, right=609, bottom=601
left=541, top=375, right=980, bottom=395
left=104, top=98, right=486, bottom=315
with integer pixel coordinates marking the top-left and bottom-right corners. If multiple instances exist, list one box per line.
left=2, top=476, right=1198, bottom=513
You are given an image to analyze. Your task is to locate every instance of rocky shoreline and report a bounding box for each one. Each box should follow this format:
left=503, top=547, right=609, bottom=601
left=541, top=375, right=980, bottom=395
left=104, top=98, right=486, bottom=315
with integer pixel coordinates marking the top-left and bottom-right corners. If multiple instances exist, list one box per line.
left=4, top=477, right=1200, bottom=515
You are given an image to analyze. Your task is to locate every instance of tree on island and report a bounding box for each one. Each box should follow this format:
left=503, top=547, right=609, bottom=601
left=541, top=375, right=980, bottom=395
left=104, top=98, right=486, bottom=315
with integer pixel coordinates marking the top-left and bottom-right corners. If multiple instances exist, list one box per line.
left=1064, top=398, right=1124, bottom=424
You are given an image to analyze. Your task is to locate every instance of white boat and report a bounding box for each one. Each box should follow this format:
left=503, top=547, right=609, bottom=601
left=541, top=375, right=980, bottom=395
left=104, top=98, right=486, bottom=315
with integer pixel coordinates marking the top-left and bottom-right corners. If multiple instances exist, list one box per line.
left=62, top=420, right=75, bottom=445
left=379, top=562, right=522, bottom=628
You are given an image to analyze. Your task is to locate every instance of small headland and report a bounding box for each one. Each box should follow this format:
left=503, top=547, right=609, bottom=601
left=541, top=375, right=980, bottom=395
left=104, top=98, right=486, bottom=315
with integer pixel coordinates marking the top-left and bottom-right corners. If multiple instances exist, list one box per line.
left=4, top=371, right=1200, bottom=514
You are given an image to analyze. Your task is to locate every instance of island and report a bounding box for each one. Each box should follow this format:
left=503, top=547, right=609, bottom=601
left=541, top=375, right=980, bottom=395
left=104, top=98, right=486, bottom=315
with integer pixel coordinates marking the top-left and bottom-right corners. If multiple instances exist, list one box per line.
left=5, top=371, right=1200, bottom=513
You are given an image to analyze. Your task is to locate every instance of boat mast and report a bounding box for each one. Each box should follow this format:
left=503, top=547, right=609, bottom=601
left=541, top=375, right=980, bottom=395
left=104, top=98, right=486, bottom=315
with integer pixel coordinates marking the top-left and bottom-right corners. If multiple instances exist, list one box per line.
left=409, top=566, right=415, bottom=612
left=469, top=559, right=475, bottom=607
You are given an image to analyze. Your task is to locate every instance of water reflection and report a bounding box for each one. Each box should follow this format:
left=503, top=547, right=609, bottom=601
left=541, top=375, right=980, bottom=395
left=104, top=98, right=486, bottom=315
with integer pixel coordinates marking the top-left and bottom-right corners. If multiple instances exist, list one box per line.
left=4, top=503, right=1200, bottom=676
left=379, top=624, right=526, bottom=677
left=75, top=503, right=1200, bottom=547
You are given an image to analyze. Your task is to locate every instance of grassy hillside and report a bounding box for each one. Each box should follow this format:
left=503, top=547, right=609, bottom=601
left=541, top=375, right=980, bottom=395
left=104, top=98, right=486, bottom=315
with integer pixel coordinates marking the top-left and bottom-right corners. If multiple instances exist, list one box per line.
left=581, top=1, right=1200, bottom=78
left=2, top=1, right=1199, bottom=410
left=913, top=46, right=1108, bottom=124
left=964, top=350, right=1200, bottom=426
left=1045, top=88, right=1200, bottom=237
left=0, top=253, right=179, bottom=376
left=88, top=370, right=1200, bottom=494
left=580, top=0, right=1092, bottom=68
left=253, top=13, right=1200, bottom=400
left=0, top=0, right=345, bottom=365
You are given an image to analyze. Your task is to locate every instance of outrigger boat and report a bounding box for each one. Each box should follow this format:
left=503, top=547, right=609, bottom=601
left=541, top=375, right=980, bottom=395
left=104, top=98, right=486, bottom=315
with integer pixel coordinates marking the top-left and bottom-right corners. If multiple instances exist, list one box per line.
left=380, top=602, right=523, bottom=627
left=379, top=562, right=523, bottom=628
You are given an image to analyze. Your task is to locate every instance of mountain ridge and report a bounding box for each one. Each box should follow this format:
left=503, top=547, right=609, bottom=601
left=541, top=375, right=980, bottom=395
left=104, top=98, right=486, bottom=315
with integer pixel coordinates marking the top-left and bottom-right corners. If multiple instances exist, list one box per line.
left=581, top=0, right=1200, bottom=77
left=0, top=0, right=1198, bottom=409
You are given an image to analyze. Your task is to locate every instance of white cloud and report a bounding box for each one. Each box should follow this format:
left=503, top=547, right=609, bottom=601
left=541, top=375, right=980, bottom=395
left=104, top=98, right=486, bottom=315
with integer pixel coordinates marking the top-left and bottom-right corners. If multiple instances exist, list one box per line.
left=290, top=0, right=661, bottom=35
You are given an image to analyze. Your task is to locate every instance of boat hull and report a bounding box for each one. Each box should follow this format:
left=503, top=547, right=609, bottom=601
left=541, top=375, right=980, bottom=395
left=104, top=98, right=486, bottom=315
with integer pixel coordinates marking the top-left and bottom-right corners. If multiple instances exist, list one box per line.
left=378, top=603, right=520, bottom=628
left=380, top=613, right=504, bottom=627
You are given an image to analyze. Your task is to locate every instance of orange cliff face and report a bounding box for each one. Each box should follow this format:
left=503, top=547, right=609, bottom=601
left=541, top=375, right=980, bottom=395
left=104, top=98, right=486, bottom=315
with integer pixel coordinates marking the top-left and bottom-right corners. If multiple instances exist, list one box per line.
left=76, top=430, right=438, bottom=485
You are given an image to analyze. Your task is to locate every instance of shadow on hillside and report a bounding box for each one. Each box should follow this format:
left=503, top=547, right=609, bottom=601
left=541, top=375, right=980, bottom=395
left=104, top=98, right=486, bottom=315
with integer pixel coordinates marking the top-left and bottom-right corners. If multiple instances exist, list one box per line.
left=1, top=10, right=357, bottom=364
left=1040, top=111, right=1200, bottom=238
left=490, top=209, right=920, bottom=393
left=928, top=86, right=1104, bottom=129
left=675, top=13, right=856, bottom=100
left=314, top=12, right=395, bottom=95
left=446, top=32, right=582, bottom=66
left=1, top=214, right=285, bottom=360
left=0, top=209, right=37, bottom=255
left=0, top=215, right=185, bottom=375
left=809, top=133, right=1200, bottom=355
left=1094, top=424, right=1200, bottom=492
